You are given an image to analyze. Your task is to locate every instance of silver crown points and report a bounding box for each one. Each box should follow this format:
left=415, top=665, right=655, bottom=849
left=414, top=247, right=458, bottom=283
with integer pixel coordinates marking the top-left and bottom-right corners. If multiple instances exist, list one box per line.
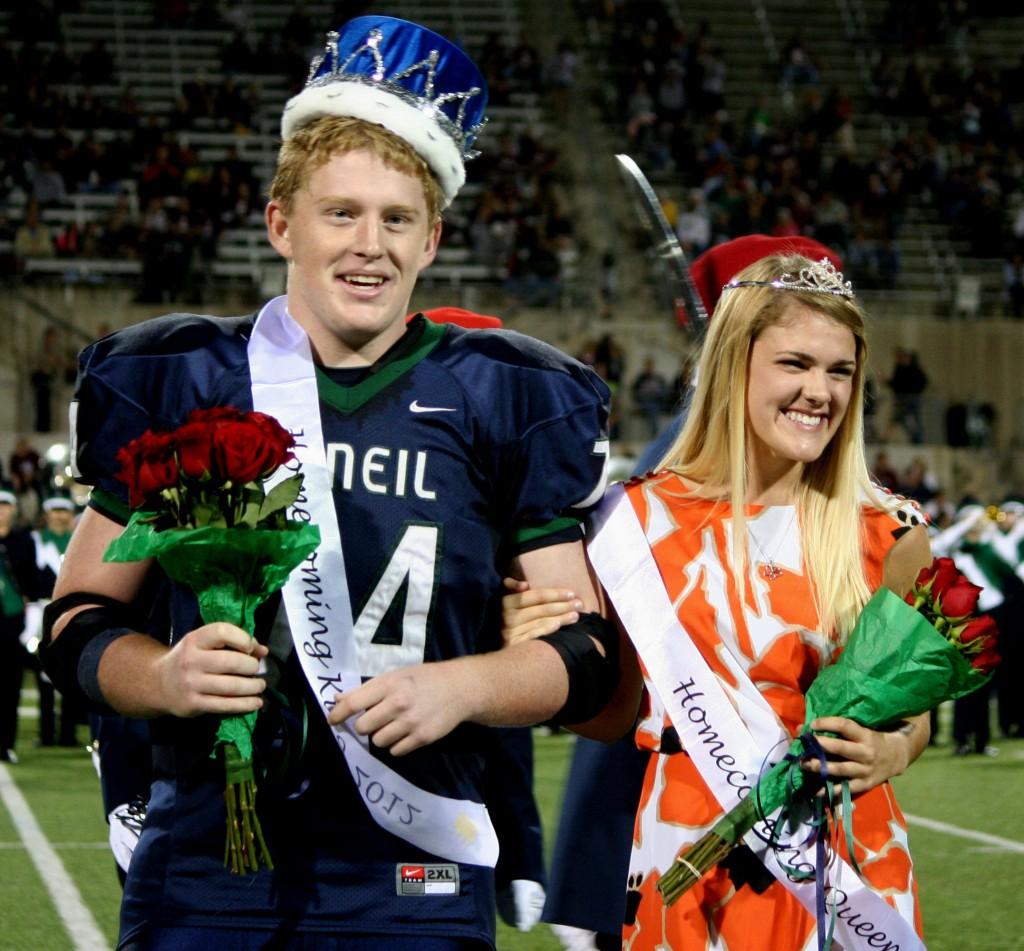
left=725, top=258, right=855, bottom=299
left=777, top=258, right=854, bottom=297
left=303, top=28, right=485, bottom=158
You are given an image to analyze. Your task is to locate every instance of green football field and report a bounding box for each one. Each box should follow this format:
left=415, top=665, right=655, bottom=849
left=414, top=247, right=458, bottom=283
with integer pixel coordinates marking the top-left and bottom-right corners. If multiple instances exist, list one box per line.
left=1, top=695, right=1021, bottom=951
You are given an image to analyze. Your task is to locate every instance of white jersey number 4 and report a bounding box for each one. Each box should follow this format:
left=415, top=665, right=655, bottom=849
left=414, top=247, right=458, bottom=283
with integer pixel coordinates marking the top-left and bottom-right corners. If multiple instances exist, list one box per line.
left=353, top=522, right=440, bottom=677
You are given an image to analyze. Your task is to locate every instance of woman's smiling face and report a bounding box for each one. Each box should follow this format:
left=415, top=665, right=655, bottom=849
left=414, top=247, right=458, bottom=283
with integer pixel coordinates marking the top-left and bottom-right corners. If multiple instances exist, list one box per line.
left=745, top=301, right=857, bottom=495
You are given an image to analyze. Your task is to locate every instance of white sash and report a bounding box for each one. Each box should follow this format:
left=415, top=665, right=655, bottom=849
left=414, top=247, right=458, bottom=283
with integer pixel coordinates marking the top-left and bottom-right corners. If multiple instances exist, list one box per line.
left=587, top=484, right=923, bottom=951
left=247, top=297, right=498, bottom=867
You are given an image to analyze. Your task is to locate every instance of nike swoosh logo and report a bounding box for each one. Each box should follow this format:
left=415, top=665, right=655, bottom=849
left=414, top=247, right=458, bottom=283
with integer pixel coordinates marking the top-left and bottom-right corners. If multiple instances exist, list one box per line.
left=410, top=400, right=457, bottom=413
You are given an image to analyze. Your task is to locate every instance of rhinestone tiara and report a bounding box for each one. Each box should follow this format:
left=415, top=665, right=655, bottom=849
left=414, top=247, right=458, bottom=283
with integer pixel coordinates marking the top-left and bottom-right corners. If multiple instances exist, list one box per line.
left=722, top=258, right=855, bottom=299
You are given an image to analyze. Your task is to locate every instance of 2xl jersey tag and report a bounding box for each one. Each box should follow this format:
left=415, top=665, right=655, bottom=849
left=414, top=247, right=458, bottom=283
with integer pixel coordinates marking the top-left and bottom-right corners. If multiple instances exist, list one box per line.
left=396, top=863, right=460, bottom=895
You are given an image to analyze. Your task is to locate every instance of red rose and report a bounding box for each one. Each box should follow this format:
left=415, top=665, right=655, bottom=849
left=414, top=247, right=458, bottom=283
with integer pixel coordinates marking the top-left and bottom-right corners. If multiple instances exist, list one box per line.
left=212, top=416, right=289, bottom=484
left=959, top=613, right=998, bottom=646
left=176, top=421, right=216, bottom=479
left=915, top=557, right=959, bottom=599
left=939, top=578, right=983, bottom=619
left=970, top=639, right=1000, bottom=673
left=248, top=412, right=295, bottom=465
left=115, top=430, right=180, bottom=507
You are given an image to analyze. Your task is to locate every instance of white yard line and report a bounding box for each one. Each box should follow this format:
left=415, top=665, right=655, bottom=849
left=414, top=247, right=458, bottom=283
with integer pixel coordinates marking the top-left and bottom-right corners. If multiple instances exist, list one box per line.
left=905, top=812, right=1024, bottom=854
left=0, top=841, right=109, bottom=849
left=0, top=763, right=112, bottom=951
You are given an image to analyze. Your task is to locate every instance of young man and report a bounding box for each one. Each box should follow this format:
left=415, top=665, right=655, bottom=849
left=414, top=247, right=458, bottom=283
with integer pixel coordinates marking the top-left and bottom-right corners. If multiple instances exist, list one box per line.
left=42, top=16, right=613, bottom=950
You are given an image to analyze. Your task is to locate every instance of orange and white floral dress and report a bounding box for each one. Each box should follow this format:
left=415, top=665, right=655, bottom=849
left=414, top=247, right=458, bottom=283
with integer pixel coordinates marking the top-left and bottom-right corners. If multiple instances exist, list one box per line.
left=620, top=473, right=925, bottom=951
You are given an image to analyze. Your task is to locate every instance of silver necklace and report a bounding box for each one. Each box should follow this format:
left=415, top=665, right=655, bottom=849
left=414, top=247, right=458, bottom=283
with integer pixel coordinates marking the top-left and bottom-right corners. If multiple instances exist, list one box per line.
left=748, top=509, right=796, bottom=581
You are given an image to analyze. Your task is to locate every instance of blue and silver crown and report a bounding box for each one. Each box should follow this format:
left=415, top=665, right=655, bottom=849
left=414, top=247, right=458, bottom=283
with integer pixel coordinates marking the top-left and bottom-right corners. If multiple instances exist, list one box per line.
left=281, top=15, right=488, bottom=207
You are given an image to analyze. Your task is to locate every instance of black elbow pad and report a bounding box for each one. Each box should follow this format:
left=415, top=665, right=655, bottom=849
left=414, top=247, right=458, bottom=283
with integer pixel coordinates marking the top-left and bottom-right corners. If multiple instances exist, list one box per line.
left=40, top=593, right=139, bottom=710
left=537, top=612, right=620, bottom=726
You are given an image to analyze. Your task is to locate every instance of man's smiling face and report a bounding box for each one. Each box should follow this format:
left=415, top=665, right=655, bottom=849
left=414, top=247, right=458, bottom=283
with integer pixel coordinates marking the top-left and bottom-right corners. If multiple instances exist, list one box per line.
left=267, top=149, right=441, bottom=367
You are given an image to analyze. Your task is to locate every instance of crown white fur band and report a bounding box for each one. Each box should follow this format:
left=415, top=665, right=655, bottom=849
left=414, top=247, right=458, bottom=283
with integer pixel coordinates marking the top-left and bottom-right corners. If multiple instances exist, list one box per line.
left=281, top=82, right=466, bottom=207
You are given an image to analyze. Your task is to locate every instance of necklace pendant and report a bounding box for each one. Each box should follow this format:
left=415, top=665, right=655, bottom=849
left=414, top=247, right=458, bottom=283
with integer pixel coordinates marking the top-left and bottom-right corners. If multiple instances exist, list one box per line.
left=760, top=561, right=783, bottom=580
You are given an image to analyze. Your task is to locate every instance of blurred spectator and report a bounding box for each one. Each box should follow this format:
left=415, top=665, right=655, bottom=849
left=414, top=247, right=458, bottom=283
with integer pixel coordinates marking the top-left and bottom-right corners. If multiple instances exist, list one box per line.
left=922, top=489, right=956, bottom=529
left=814, top=189, right=850, bottom=254
left=669, top=354, right=694, bottom=410
left=182, top=71, right=217, bottom=122
left=67, top=133, right=115, bottom=193
left=944, top=399, right=996, bottom=449
left=770, top=207, right=800, bottom=239
left=626, top=80, right=658, bottom=145
left=99, top=195, right=140, bottom=258
left=631, top=357, right=669, bottom=438
left=743, top=93, right=775, bottom=148
left=504, top=221, right=562, bottom=309
left=136, top=197, right=170, bottom=303
left=593, top=333, right=626, bottom=392
left=656, top=59, right=687, bottom=123
left=697, top=45, right=726, bottom=116
left=594, top=333, right=626, bottom=440
left=216, top=76, right=255, bottom=132
left=140, top=143, right=183, bottom=203
left=543, top=40, right=578, bottom=120
left=675, top=189, right=711, bottom=256
left=9, top=438, right=43, bottom=520
left=0, top=490, right=33, bottom=763
left=875, top=234, right=902, bottom=289
left=14, top=199, right=54, bottom=265
left=887, top=347, right=928, bottom=444
left=28, top=160, right=68, bottom=208
left=509, top=35, right=541, bottom=88
left=871, top=450, right=900, bottom=493
left=598, top=250, right=618, bottom=319
left=30, top=327, right=70, bottom=433
left=899, top=456, right=938, bottom=506
left=1004, top=252, right=1024, bottom=316
left=781, top=34, right=821, bottom=89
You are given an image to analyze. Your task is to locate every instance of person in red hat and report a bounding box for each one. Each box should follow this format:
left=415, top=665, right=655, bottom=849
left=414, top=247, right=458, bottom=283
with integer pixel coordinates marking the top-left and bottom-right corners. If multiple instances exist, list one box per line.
left=530, top=235, right=846, bottom=951
left=505, top=237, right=932, bottom=951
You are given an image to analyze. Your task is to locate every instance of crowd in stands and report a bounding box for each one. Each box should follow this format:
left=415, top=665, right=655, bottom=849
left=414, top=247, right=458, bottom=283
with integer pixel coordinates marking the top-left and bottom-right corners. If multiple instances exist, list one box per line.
left=594, top=0, right=1024, bottom=304
left=7, top=0, right=1024, bottom=310
left=0, top=0, right=583, bottom=307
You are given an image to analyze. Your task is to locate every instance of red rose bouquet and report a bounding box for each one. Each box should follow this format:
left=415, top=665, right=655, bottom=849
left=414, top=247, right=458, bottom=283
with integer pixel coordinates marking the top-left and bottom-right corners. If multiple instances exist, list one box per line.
left=104, top=407, right=321, bottom=874
left=658, top=556, right=999, bottom=905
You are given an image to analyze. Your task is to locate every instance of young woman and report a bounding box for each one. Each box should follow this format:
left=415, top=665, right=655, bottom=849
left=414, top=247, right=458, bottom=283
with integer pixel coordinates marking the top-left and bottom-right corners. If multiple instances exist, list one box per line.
left=505, top=253, right=932, bottom=950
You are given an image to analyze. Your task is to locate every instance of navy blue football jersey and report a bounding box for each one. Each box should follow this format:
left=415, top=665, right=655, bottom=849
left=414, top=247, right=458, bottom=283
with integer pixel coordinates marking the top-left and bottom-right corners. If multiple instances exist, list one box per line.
left=72, top=312, right=609, bottom=946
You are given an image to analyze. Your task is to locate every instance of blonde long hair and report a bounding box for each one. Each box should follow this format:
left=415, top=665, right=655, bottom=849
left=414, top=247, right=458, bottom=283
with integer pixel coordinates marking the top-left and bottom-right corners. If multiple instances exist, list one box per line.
left=659, top=253, right=883, bottom=640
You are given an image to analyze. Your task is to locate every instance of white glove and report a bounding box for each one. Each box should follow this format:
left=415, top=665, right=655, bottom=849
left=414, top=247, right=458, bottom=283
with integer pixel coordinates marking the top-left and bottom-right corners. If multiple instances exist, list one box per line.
left=496, top=878, right=546, bottom=932
left=20, top=602, right=44, bottom=654
left=550, top=922, right=601, bottom=951
left=108, top=799, right=147, bottom=873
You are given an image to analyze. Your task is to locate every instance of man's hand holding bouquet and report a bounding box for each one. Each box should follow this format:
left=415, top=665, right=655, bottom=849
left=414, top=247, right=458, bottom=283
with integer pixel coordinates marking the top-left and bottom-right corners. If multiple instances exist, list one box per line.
left=105, top=407, right=321, bottom=874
